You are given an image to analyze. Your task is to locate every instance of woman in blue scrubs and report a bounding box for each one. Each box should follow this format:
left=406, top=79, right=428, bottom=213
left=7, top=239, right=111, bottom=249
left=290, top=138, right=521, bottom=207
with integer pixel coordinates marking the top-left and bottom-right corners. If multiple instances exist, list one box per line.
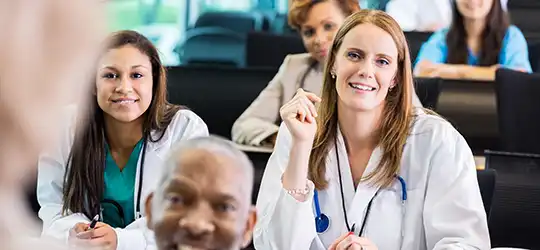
left=37, top=30, right=209, bottom=250
left=414, top=0, right=532, bottom=80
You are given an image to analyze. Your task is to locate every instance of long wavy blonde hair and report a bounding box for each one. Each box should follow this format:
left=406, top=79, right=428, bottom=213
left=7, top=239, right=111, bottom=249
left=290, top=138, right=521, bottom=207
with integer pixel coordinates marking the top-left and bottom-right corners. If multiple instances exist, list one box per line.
left=309, top=10, right=415, bottom=190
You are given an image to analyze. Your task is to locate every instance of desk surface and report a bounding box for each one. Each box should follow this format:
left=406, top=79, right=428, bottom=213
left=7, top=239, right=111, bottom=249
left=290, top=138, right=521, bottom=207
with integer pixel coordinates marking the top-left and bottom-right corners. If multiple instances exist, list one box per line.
left=235, top=143, right=487, bottom=169
left=235, top=143, right=273, bottom=153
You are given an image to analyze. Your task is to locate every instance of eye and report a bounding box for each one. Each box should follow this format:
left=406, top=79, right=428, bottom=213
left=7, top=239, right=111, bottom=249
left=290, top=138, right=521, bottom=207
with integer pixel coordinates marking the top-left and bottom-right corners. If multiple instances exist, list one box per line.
left=131, top=73, right=143, bottom=79
left=347, top=51, right=361, bottom=61
left=102, top=73, right=117, bottom=79
left=323, top=23, right=335, bottom=31
left=215, top=203, right=236, bottom=213
left=166, top=193, right=184, bottom=206
left=376, top=58, right=390, bottom=66
left=302, top=28, right=314, bottom=38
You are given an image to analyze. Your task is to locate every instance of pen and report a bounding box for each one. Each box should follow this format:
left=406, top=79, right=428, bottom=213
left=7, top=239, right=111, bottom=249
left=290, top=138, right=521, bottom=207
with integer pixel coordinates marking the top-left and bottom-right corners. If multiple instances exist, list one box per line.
left=347, top=223, right=356, bottom=236
left=88, top=214, right=99, bottom=230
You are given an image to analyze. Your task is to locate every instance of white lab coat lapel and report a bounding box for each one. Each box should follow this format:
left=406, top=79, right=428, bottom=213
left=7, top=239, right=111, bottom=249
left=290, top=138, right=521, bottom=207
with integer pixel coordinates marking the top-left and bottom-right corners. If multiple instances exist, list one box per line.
left=335, top=128, right=383, bottom=235
left=132, top=130, right=168, bottom=219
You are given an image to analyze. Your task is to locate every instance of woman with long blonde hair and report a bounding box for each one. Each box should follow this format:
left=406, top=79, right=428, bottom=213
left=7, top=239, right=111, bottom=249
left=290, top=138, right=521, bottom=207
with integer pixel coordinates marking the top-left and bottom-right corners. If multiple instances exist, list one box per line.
left=254, top=10, right=489, bottom=250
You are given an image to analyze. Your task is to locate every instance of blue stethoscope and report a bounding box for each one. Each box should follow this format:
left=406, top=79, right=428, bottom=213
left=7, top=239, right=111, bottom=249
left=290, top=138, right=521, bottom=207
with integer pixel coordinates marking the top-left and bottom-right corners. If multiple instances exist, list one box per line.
left=314, top=141, right=408, bottom=236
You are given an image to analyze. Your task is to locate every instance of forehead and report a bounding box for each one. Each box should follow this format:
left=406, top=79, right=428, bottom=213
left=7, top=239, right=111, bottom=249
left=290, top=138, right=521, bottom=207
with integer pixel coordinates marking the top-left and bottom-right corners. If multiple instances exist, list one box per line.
left=99, top=45, right=151, bottom=68
left=340, top=23, right=398, bottom=57
left=170, top=149, right=248, bottom=195
left=304, top=1, right=344, bottom=25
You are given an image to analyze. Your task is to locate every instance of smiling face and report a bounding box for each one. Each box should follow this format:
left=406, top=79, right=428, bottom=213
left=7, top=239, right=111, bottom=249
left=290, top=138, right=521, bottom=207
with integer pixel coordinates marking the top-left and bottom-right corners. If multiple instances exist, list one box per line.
left=332, top=23, right=399, bottom=112
left=300, top=1, right=348, bottom=63
left=146, top=148, right=256, bottom=250
left=456, top=0, right=495, bottom=20
left=96, top=45, right=153, bottom=123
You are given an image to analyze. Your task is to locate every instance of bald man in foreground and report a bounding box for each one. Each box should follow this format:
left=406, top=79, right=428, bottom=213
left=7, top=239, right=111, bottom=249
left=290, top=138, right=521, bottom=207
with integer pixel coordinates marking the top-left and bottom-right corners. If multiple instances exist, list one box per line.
left=145, top=136, right=257, bottom=250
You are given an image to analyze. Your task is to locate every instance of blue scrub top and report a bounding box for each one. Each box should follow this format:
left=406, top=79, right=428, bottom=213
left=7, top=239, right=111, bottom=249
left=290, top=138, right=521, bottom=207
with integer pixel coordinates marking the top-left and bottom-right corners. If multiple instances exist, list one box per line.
left=414, top=25, right=532, bottom=73
left=101, top=140, right=143, bottom=228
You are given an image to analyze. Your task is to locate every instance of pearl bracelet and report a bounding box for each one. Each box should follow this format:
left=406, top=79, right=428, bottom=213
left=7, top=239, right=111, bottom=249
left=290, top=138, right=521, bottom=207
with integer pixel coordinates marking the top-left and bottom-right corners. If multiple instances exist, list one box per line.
left=285, top=185, right=310, bottom=195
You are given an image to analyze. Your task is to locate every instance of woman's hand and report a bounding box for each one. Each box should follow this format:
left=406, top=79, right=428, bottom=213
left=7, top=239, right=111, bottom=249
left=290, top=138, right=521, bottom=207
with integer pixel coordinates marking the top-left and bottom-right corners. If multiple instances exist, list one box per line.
left=279, top=88, right=321, bottom=144
left=328, top=233, right=378, bottom=250
left=69, top=222, right=118, bottom=250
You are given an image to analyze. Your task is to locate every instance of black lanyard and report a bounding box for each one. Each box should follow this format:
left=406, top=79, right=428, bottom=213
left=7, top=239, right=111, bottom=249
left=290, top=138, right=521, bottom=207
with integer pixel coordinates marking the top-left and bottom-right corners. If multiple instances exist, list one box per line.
left=335, top=139, right=379, bottom=236
left=135, top=139, right=148, bottom=218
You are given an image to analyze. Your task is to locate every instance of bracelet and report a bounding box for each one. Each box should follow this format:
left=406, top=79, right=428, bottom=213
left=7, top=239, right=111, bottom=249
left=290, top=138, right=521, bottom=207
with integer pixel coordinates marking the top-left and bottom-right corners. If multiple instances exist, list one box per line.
left=285, top=187, right=310, bottom=195
left=281, top=176, right=310, bottom=195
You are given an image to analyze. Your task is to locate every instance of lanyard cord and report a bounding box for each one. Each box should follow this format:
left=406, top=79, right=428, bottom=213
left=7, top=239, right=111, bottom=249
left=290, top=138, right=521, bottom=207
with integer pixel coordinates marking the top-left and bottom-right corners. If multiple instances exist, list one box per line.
left=135, top=136, right=148, bottom=216
left=335, top=138, right=380, bottom=236
left=335, top=140, right=352, bottom=232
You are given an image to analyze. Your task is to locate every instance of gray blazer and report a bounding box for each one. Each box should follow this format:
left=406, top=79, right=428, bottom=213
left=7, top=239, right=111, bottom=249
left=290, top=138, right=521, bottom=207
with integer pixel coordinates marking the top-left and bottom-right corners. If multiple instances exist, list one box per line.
left=232, top=53, right=323, bottom=145
left=232, top=53, right=423, bottom=146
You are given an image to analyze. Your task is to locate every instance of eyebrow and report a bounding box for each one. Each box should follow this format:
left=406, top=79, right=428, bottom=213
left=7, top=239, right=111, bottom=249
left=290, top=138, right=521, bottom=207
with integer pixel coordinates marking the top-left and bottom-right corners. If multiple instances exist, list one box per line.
left=302, top=17, right=335, bottom=29
left=100, top=65, right=150, bottom=71
left=166, top=176, right=199, bottom=193
left=211, top=192, right=240, bottom=203
left=346, top=47, right=395, bottom=61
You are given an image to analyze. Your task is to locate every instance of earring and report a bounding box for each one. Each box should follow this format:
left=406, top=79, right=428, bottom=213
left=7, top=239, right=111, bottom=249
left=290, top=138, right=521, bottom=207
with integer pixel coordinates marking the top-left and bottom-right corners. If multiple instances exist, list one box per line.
left=331, top=72, right=336, bottom=79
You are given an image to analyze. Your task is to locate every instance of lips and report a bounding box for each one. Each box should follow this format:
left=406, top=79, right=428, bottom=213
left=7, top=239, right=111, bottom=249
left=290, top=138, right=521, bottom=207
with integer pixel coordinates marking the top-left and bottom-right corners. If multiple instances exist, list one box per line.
left=317, top=49, right=327, bottom=57
left=348, top=82, right=376, bottom=91
left=175, top=243, right=213, bottom=250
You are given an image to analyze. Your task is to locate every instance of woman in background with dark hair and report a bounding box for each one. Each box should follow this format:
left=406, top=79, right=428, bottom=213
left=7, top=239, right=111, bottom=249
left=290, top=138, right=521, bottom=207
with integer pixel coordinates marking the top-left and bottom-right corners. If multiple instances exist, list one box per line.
left=414, top=0, right=532, bottom=80
left=37, top=30, right=208, bottom=250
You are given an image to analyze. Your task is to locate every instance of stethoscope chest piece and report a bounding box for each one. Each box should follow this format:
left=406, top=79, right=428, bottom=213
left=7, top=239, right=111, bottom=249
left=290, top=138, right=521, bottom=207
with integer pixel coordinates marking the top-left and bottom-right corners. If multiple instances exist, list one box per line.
left=315, top=213, right=330, bottom=234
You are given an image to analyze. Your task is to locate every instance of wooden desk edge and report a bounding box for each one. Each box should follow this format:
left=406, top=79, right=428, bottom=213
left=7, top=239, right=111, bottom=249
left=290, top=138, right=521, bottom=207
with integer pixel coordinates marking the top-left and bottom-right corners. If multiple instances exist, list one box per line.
left=234, top=143, right=274, bottom=154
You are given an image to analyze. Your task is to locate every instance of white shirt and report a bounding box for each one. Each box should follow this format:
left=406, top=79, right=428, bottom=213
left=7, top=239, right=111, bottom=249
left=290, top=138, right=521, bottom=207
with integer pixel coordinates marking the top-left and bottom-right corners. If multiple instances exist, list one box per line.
left=36, top=105, right=209, bottom=250
left=386, top=0, right=453, bottom=32
left=254, top=109, right=490, bottom=250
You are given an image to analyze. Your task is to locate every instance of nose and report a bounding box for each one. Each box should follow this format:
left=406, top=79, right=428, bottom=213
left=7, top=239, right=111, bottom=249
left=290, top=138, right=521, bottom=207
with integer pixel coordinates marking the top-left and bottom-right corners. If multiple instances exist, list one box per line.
left=115, top=75, right=133, bottom=94
left=314, top=29, right=326, bottom=46
left=178, top=205, right=216, bottom=237
left=357, top=58, right=375, bottom=79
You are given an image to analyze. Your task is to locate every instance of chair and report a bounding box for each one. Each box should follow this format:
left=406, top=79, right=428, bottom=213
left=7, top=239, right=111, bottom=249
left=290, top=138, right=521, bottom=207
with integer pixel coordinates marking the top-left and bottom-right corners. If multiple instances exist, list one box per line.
left=271, top=13, right=296, bottom=34
left=484, top=150, right=540, bottom=249
left=166, top=66, right=277, bottom=138
left=194, top=11, right=264, bottom=33
left=404, top=31, right=433, bottom=64
left=436, top=78, right=499, bottom=155
left=178, top=27, right=246, bottom=67
left=528, top=42, right=540, bottom=73
left=510, top=9, right=540, bottom=33
left=476, top=169, right=497, bottom=218
left=246, top=32, right=305, bottom=69
left=413, top=77, right=442, bottom=110
left=495, top=69, right=540, bottom=154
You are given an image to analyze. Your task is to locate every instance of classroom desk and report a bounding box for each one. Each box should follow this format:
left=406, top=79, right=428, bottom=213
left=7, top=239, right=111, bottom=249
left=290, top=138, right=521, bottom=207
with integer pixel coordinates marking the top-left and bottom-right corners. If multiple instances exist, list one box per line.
left=235, top=143, right=487, bottom=170
left=234, top=144, right=273, bottom=154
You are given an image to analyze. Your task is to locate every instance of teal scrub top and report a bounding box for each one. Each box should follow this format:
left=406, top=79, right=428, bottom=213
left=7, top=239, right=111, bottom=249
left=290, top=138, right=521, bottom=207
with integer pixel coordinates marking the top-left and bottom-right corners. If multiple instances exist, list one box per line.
left=414, top=25, right=532, bottom=73
left=101, top=140, right=143, bottom=228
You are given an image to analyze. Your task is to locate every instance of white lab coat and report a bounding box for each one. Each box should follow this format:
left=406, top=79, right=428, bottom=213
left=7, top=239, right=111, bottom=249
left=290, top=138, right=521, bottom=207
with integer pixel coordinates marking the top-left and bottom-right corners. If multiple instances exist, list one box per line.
left=386, top=0, right=453, bottom=32
left=36, top=105, right=209, bottom=250
left=254, top=109, right=490, bottom=250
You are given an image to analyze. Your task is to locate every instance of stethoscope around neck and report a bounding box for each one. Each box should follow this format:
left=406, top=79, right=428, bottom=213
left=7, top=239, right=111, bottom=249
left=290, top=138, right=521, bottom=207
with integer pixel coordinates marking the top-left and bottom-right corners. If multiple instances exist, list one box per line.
left=313, top=141, right=408, bottom=238
left=99, top=137, right=148, bottom=227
